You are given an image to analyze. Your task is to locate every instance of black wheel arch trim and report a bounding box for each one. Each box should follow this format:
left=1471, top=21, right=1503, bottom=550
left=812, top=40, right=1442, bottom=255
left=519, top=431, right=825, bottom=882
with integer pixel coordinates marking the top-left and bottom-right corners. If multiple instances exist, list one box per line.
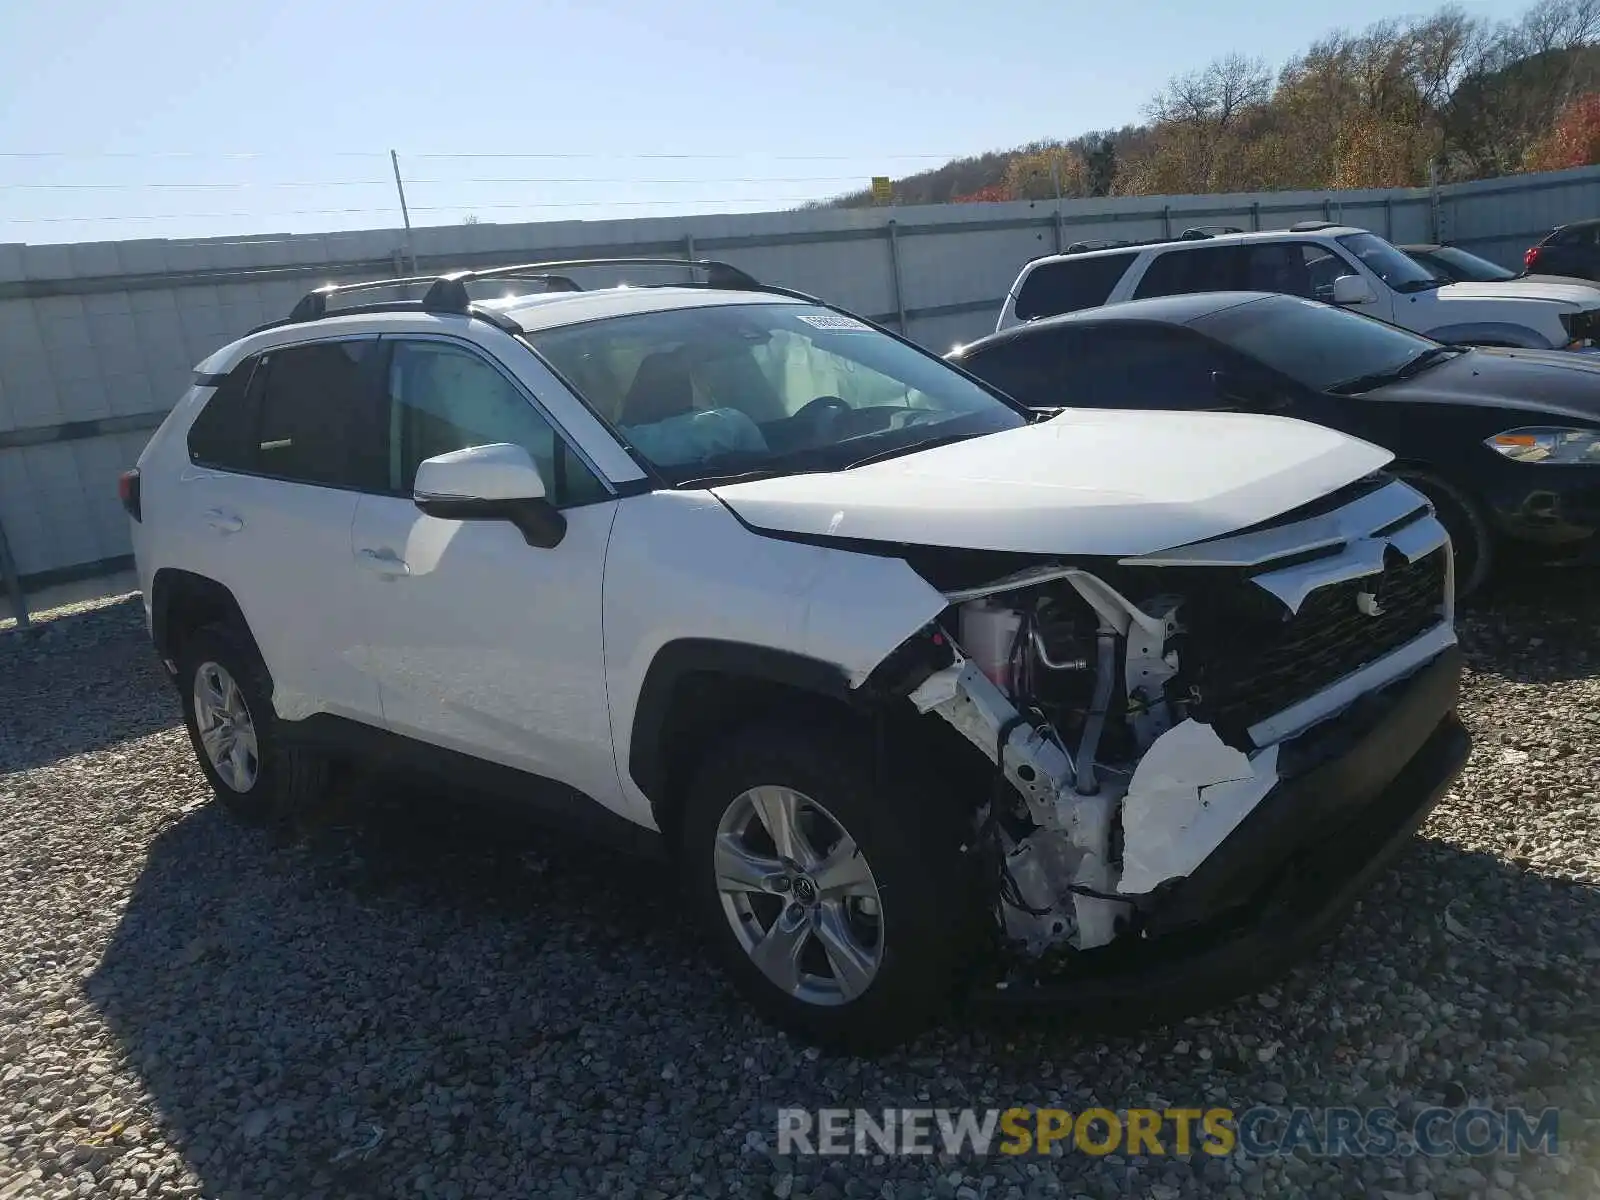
left=627, top=638, right=856, bottom=807
left=150, top=568, right=264, bottom=672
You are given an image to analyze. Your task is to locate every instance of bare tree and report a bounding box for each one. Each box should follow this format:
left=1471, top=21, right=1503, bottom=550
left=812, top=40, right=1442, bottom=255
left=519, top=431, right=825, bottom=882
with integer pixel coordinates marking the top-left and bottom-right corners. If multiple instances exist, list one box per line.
left=1148, top=53, right=1272, bottom=130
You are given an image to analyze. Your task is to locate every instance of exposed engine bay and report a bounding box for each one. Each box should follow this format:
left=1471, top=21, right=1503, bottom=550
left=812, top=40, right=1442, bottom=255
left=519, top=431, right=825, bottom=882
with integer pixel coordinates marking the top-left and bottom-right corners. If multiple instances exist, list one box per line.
left=888, top=478, right=1455, bottom=962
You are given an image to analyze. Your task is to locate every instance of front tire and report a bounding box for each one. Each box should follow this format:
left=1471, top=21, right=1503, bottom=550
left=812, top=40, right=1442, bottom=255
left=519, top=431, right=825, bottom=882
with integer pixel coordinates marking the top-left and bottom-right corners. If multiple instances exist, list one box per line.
left=177, top=623, right=329, bottom=826
left=681, top=719, right=980, bottom=1052
left=1395, top=470, right=1494, bottom=600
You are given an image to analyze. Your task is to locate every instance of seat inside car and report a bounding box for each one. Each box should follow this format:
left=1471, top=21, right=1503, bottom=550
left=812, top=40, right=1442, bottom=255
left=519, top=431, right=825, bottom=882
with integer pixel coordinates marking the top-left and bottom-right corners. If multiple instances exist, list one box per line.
left=620, top=348, right=697, bottom=427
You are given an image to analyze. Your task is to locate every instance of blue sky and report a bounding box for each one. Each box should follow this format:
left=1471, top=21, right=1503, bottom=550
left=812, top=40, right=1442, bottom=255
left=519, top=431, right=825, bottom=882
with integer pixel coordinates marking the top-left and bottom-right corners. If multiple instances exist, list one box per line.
left=0, top=0, right=1529, bottom=244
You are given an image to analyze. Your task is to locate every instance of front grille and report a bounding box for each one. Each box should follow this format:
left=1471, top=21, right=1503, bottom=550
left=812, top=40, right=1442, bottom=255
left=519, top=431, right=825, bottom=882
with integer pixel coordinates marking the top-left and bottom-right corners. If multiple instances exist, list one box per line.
left=1180, top=547, right=1447, bottom=744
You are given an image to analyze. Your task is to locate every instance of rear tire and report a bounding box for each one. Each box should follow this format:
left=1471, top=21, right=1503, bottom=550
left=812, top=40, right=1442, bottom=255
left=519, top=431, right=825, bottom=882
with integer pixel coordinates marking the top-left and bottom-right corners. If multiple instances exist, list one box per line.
left=680, top=719, right=981, bottom=1052
left=1395, top=470, right=1494, bottom=600
left=177, top=623, right=329, bottom=827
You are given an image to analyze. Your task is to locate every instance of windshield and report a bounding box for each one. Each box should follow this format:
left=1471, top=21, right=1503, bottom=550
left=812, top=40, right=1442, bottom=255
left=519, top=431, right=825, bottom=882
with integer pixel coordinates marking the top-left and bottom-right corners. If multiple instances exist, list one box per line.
left=1195, top=295, right=1443, bottom=391
left=1429, top=246, right=1517, bottom=282
left=1337, top=232, right=1442, bottom=292
left=526, top=301, right=1026, bottom=485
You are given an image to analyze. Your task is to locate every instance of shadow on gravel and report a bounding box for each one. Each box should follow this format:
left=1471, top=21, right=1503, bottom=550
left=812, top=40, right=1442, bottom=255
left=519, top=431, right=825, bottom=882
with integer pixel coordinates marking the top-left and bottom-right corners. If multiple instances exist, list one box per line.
left=87, top=778, right=1600, bottom=1199
left=1458, top=565, right=1600, bottom=684
left=0, top=595, right=176, bottom=774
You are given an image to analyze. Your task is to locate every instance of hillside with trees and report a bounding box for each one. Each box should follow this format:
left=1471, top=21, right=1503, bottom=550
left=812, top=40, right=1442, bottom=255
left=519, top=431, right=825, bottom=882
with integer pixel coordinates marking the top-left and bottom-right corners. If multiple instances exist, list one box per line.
left=823, top=0, right=1600, bottom=207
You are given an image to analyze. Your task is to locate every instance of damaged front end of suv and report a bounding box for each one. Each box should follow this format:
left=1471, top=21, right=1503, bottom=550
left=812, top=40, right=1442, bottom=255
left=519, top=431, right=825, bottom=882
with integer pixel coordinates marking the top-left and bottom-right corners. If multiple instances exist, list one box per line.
left=857, top=473, right=1470, bottom=1012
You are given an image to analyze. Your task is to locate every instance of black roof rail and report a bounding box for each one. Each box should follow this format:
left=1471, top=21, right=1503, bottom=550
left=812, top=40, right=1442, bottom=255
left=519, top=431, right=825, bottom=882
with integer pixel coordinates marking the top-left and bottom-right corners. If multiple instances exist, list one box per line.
left=281, top=257, right=776, bottom=327
left=1064, top=238, right=1135, bottom=254
left=288, top=274, right=444, bottom=323
left=420, top=257, right=765, bottom=313
left=1178, top=225, right=1243, bottom=239
left=1287, top=220, right=1344, bottom=233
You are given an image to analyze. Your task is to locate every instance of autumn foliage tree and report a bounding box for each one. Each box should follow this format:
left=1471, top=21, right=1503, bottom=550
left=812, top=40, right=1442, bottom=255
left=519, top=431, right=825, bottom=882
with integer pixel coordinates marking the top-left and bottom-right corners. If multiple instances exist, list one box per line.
left=1525, top=91, right=1600, bottom=167
left=826, top=0, right=1600, bottom=208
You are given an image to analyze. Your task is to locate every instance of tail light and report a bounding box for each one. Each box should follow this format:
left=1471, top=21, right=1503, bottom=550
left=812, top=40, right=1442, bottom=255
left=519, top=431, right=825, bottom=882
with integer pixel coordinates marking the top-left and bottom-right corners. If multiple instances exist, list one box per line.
left=1525, top=246, right=1542, bottom=270
left=118, top=469, right=142, bottom=522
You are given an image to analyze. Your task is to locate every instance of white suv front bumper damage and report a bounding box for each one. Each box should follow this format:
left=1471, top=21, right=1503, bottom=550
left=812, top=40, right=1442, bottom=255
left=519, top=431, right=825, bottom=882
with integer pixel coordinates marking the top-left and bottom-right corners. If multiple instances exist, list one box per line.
left=894, top=478, right=1457, bottom=957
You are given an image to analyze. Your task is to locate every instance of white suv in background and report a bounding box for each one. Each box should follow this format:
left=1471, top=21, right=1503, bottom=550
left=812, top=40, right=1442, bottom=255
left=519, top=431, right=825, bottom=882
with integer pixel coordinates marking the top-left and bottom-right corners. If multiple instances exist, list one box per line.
left=123, top=258, right=1469, bottom=1049
left=997, top=223, right=1600, bottom=350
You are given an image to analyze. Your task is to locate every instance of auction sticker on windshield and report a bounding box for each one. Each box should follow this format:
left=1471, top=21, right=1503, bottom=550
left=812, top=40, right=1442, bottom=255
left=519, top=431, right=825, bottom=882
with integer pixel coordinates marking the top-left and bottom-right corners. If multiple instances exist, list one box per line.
left=797, top=313, right=872, bottom=332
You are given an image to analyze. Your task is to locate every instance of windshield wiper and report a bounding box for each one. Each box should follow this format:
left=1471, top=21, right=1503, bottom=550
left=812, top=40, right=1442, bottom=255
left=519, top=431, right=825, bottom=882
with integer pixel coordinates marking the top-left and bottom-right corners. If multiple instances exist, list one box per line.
left=1329, top=345, right=1465, bottom=395
left=1394, top=277, right=1447, bottom=294
left=841, top=432, right=976, bottom=470
left=674, top=466, right=796, bottom=489
left=1397, top=344, right=1466, bottom=377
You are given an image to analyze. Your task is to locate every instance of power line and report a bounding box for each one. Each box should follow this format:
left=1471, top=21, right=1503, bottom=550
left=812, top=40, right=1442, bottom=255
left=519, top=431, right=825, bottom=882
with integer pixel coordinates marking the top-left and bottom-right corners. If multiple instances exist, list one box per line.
left=0, top=197, right=833, bottom=224
left=0, top=150, right=960, bottom=161
left=0, top=174, right=871, bottom=190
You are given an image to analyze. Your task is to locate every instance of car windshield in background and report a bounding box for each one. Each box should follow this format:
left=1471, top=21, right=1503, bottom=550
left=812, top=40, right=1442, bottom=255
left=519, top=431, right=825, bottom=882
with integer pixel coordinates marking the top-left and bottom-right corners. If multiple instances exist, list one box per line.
left=526, top=303, right=1025, bottom=486
left=1428, top=246, right=1517, bottom=282
left=1338, top=232, right=1444, bottom=292
left=1195, top=295, right=1443, bottom=392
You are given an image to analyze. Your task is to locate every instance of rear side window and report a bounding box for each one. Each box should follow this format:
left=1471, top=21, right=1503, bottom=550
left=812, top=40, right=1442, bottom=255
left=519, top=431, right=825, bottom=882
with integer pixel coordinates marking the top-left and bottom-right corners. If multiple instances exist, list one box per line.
left=187, top=357, right=259, bottom=470
left=1053, top=324, right=1234, bottom=409
left=254, top=340, right=373, bottom=487
left=1013, top=253, right=1137, bottom=320
left=1132, top=246, right=1245, bottom=298
left=959, top=334, right=1068, bottom=407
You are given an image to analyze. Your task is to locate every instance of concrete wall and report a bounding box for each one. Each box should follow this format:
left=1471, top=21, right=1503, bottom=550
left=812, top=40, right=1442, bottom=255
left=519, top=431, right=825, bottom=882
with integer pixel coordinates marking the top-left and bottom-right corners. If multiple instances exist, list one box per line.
left=1, top=164, right=1594, bottom=616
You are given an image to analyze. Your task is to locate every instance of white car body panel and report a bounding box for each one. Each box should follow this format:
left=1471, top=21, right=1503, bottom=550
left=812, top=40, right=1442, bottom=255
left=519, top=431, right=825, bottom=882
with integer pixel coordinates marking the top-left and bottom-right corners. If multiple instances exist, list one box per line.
left=601, top=490, right=949, bottom=823
left=1433, top=279, right=1600, bottom=304
left=347, top=492, right=626, bottom=816
left=1117, top=721, right=1281, bottom=895
left=712, top=409, right=1391, bottom=557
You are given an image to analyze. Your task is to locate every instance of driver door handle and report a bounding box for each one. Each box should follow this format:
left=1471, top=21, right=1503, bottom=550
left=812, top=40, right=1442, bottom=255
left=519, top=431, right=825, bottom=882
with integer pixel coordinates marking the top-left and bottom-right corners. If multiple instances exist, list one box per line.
left=358, top=546, right=411, bottom=577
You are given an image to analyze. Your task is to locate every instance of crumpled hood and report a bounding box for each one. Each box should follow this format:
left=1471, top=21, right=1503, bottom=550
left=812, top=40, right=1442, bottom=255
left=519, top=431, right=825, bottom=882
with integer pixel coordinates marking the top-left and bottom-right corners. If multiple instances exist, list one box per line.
left=1436, top=279, right=1600, bottom=307
left=712, top=409, right=1393, bottom=558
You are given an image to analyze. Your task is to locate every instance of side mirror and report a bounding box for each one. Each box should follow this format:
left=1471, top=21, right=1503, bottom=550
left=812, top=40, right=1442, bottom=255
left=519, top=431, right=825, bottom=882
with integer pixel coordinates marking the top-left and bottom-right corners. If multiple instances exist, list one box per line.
left=1331, top=274, right=1375, bottom=306
left=1212, top=369, right=1287, bottom=411
left=413, top=442, right=566, bottom=549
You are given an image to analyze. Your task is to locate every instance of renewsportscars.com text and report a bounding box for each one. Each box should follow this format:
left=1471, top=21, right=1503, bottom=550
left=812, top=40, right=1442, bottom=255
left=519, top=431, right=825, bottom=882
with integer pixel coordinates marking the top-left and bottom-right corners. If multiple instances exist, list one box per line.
left=776, top=1106, right=1561, bottom=1159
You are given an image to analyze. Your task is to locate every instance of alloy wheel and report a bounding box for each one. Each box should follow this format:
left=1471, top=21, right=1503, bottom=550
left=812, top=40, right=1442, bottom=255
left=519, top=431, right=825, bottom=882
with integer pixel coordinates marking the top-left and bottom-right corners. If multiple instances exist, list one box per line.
left=714, top=785, right=884, bottom=1007
left=192, top=661, right=260, bottom=793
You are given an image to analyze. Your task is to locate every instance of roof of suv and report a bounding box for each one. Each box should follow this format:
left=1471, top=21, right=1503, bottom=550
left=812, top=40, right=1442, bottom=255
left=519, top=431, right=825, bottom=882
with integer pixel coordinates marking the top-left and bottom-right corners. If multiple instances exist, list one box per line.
left=477, top=286, right=799, bottom=333
left=1020, top=225, right=1371, bottom=271
left=195, top=259, right=815, bottom=374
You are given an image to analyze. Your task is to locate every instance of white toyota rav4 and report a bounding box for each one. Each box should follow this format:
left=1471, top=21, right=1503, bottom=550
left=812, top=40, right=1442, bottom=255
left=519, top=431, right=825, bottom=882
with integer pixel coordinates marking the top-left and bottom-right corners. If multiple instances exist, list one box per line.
left=124, top=259, right=1470, bottom=1049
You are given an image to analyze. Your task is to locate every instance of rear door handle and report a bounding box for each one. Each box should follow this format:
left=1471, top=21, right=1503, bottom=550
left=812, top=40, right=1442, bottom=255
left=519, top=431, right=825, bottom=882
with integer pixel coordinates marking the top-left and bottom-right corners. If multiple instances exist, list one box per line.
left=358, top=547, right=411, bottom=577
left=204, top=508, right=243, bottom=534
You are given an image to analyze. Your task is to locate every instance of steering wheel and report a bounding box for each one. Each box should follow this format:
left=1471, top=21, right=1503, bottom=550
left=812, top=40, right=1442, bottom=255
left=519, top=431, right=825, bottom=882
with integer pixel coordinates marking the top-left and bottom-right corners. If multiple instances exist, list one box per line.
left=792, top=395, right=851, bottom=431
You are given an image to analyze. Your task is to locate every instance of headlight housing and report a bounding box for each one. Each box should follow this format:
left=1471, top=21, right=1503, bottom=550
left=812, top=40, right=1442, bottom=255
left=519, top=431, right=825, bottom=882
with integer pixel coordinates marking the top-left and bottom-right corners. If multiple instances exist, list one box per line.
left=1485, top=427, right=1600, bottom=464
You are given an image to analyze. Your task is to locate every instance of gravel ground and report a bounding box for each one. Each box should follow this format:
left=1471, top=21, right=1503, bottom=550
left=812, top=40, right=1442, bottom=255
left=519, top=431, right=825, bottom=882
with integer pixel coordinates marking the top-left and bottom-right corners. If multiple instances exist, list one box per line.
left=1, top=577, right=1597, bottom=1200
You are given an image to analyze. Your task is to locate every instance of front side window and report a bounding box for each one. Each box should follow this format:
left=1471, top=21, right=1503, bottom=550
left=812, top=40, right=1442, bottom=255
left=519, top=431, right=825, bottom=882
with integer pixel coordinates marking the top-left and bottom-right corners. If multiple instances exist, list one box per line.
left=385, top=339, right=606, bottom=506
left=1012, top=253, right=1137, bottom=319
left=1336, top=232, right=1441, bottom=293
left=252, top=340, right=372, bottom=487
left=528, top=302, right=1026, bottom=485
left=1195, top=295, right=1439, bottom=392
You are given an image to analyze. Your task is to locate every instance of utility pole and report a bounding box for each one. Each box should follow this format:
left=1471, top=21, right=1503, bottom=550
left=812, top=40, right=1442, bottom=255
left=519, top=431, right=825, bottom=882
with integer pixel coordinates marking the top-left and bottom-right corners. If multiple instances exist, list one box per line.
left=1050, top=156, right=1065, bottom=252
left=390, top=149, right=418, bottom=275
